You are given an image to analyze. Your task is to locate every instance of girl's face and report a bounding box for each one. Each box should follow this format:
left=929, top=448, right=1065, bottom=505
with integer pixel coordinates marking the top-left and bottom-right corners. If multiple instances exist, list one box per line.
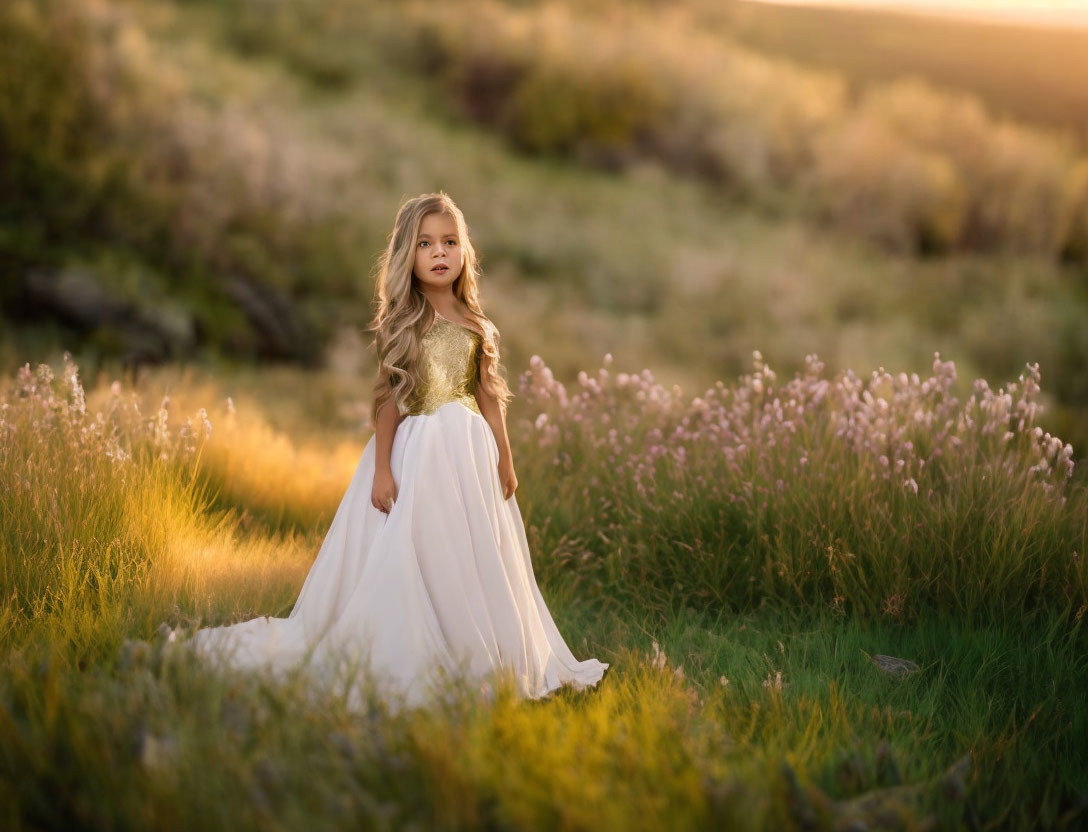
left=413, top=212, right=463, bottom=289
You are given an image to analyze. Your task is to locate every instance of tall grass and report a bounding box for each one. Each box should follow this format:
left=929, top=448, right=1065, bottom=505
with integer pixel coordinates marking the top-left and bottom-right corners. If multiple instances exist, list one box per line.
left=0, top=356, right=316, bottom=660
left=158, top=375, right=365, bottom=536
left=1, top=355, right=1086, bottom=827
left=514, top=350, right=1086, bottom=626
left=5, top=349, right=1082, bottom=651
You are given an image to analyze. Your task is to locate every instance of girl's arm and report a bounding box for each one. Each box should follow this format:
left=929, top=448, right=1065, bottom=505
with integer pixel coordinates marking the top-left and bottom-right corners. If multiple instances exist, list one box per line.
left=371, top=396, right=404, bottom=512
left=374, top=397, right=404, bottom=471
left=475, top=352, right=518, bottom=499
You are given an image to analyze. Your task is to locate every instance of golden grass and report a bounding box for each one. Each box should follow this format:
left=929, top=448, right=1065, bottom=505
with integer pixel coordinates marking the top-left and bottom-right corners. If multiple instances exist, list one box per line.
left=0, top=356, right=1084, bottom=828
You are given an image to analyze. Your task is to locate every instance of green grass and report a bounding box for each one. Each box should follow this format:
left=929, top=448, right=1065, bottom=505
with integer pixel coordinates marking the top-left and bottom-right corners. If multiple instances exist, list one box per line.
left=3, top=594, right=1084, bottom=829
left=1, top=354, right=1086, bottom=828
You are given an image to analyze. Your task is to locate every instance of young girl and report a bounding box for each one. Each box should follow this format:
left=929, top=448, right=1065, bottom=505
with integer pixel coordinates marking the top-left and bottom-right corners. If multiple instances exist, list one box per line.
left=189, top=192, right=609, bottom=709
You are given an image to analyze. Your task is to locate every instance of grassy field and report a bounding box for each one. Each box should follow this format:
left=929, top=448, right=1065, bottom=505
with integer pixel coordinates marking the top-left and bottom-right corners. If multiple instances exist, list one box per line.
left=1, top=352, right=1085, bottom=829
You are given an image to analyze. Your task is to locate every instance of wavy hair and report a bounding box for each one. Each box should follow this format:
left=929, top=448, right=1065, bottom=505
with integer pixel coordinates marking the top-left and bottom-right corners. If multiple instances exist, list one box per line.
left=368, top=192, right=512, bottom=424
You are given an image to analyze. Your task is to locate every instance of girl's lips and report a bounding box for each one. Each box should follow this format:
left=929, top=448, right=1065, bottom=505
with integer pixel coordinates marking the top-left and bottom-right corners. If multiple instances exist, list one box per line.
left=432, top=266, right=448, bottom=272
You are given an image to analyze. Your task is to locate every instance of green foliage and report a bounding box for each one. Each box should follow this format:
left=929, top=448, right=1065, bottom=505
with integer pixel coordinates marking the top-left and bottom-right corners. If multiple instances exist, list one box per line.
left=0, top=0, right=135, bottom=259
left=0, top=0, right=364, bottom=362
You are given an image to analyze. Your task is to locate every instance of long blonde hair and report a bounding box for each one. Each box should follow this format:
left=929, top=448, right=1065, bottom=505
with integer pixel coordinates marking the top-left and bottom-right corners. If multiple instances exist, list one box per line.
left=368, top=192, right=512, bottom=424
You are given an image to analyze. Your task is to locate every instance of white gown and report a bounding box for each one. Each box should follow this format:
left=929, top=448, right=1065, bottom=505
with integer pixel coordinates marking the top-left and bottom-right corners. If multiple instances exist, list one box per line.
left=188, top=310, right=609, bottom=710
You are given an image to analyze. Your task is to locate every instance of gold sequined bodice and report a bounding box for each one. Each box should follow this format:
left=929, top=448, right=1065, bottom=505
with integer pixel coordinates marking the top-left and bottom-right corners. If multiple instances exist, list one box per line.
left=398, top=312, right=483, bottom=417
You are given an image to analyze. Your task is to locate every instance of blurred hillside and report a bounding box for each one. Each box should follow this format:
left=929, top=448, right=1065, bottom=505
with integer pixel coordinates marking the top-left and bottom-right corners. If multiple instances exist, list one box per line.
left=724, top=1, right=1088, bottom=145
left=1, top=0, right=1086, bottom=453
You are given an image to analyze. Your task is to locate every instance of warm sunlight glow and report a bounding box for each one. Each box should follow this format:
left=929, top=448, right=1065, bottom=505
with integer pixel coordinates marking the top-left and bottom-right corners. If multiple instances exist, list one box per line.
left=744, top=0, right=1088, bottom=27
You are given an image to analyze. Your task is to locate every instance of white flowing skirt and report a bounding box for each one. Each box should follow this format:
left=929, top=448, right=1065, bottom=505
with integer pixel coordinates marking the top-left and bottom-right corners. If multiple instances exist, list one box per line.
left=188, top=400, right=608, bottom=710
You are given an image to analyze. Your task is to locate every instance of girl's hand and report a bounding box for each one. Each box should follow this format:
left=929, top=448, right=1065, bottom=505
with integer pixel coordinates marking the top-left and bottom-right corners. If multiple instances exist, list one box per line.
left=498, top=455, right=518, bottom=501
left=371, top=466, right=398, bottom=514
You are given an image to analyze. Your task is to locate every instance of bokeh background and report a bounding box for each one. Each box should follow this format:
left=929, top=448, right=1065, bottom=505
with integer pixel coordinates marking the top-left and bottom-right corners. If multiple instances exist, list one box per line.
left=3, top=0, right=1087, bottom=460
left=3, top=4, right=1088, bottom=828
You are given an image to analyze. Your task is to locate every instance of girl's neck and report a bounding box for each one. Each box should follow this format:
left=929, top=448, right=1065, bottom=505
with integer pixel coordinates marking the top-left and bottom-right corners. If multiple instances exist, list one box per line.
left=417, top=285, right=456, bottom=309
